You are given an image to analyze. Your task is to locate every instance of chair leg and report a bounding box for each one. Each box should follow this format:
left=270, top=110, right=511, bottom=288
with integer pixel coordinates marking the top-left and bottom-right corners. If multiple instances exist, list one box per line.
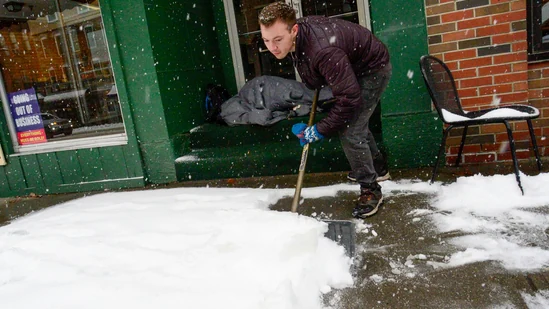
left=431, top=125, right=452, bottom=184
left=527, top=119, right=542, bottom=171
left=504, top=121, right=524, bottom=195
left=456, top=125, right=468, bottom=167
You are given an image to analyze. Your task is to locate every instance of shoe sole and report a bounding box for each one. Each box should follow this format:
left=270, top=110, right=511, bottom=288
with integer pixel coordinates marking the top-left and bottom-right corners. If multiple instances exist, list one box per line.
left=353, top=196, right=384, bottom=219
left=347, top=172, right=391, bottom=183
left=376, top=172, right=391, bottom=182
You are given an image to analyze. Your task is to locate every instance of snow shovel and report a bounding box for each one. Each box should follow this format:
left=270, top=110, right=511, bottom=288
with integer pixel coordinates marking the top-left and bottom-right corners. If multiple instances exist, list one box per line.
left=291, top=89, right=356, bottom=257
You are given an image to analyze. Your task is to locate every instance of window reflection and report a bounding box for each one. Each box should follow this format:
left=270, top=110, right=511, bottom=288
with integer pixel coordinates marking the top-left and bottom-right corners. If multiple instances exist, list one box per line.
left=301, top=0, right=359, bottom=23
left=231, top=0, right=361, bottom=84
left=542, top=2, right=549, bottom=43
left=1, top=0, right=123, bottom=147
left=233, top=0, right=296, bottom=83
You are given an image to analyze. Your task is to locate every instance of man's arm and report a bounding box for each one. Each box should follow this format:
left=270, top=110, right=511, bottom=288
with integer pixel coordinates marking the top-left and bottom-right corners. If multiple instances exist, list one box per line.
left=313, top=47, right=362, bottom=135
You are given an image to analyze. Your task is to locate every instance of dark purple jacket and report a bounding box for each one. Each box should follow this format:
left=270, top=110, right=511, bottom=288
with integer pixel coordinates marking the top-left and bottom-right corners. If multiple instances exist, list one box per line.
left=294, top=16, right=390, bottom=135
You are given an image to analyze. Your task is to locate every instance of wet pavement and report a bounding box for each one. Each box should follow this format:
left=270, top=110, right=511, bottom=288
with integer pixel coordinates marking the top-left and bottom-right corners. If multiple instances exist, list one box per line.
left=1, top=160, right=548, bottom=308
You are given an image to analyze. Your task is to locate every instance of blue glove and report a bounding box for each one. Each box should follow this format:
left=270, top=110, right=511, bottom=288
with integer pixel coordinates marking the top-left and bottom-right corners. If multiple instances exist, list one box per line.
left=291, top=123, right=324, bottom=146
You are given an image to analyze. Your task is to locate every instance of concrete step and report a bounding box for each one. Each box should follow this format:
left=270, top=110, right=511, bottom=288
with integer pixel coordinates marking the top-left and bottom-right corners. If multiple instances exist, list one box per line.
left=175, top=138, right=350, bottom=181
left=189, top=117, right=314, bottom=149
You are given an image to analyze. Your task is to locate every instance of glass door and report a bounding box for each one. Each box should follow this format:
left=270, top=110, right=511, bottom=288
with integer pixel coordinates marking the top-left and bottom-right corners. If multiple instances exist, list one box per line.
left=224, top=0, right=371, bottom=88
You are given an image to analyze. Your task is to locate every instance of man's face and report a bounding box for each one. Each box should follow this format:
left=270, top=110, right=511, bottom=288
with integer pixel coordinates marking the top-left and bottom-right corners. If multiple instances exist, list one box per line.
left=260, top=20, right=297, bottom=59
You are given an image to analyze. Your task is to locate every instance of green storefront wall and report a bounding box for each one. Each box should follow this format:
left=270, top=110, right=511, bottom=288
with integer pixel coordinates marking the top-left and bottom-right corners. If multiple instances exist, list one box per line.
left=370, top=0, right=442, bottom=168
left=0, top=0, right=153, bottom=198
left=0, top=0, right=440, bottom=198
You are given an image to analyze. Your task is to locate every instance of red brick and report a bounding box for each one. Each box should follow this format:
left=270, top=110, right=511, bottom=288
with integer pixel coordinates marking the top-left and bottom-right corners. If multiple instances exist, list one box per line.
left=445, top=49, right=477, bottom=61
left=478, top=64, right=512, bottom=76
left=445, top=154, right=459, bottom=165
left=511, top=0, right=526, bottom=11
left=458, top=87, right=479, bottom=98
left=461, top=95, right=494, bottom=107
left=498, top=91, right=529, bottom=103
left=476, top=23, right=510, bottom=37
left=497, top=150, right=531, bottom=161
left=430, top=42, right=459, bottom=53
left=495, top=132, right=511, bottom=143
left=445, top=60, right=459, bottom=71
left=476, top=3, right=511, bottom=17
left=463, top=153, right=496, bottom=163
left=515, top=121, right=537, bottom=131
left=442, top=29, right=476, bottom=42
left=531, top=99, right=549, bottom=109
left=446, top=136, right=466, bottom=147
left=426, top=2, right=456, bottom=16
left=481, top=143, right=501, bottom=152
left=528, top=61, right=549, bottom=71
left=504, top=128, right=532, bottom=141
left=533, top=119, right=549, bottom=129
left=428, top=23, right=457, bottom=35
left=528, top=89, right=544, bottom=99
left=492, top=10, right=526, bottom=24
left=512, top=41, right=528, bottom=52
left=481, top=123, right=507, bottom=134
left=448, top=144, right=481, bottom=155
left=492, top=31, right=526, bottom=44
left=512, top=62, right=528, bottom=72
left=460, top=56, right=492, bottom=69
left=458, top=17, right=491, bottom=30
left=453, top=68, right=478, bottom=79
left=513, top=81, right=528, bottom=91
left=493, top=52, right=527, bottom=64
left=479, top=84, right=513, bottom=95
left=536, top=136, right=549, bottom=147
left=528, top=71, right=543, bottom=81
left=494, top=72, right=527, bottom=84
left=460, top=76, right=493, bottom=88
left=441, top=9, right=475, bottom=23
left=528, top=78, right=549, bottom=89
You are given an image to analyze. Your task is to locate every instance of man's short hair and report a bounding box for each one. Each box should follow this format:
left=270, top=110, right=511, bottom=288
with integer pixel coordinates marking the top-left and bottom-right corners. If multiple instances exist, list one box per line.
left=258, top=2, right=296, bottom=30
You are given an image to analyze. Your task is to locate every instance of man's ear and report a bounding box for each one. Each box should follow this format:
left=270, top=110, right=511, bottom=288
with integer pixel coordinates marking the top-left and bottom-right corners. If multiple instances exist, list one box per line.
left=291, top=24, right=298, bottom=37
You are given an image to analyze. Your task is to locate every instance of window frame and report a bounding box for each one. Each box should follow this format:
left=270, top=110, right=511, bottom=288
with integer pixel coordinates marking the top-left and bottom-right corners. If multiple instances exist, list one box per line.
left=528, top=0, right=549, bottom=61
left=77, top=5, right=91, bottom=15
left=0, top=3, right=127, bottom=155
left=222, top=0, right=372, bottom=89
left=47, top=12, right=58, bottom=23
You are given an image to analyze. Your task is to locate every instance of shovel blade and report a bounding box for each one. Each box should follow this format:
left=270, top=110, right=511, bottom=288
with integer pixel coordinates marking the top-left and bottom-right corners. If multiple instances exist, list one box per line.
left=323, top=220, right=355, bottom=257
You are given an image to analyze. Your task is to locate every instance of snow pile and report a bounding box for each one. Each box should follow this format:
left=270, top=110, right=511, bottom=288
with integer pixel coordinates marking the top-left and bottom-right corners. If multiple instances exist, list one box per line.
left=430, top=173, right=549, bottom=270
left=0, top=188, right=353, bottom=309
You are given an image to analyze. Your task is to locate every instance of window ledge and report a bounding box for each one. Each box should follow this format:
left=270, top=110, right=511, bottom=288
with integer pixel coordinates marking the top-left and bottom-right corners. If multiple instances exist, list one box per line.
left=11, top=133, right=128, bottom=156
left=528, top=51, right=549, bottom=63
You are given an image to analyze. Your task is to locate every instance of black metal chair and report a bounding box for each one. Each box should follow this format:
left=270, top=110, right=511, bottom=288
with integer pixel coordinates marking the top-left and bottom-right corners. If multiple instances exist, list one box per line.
left=419, top=55, right=542, bottom=194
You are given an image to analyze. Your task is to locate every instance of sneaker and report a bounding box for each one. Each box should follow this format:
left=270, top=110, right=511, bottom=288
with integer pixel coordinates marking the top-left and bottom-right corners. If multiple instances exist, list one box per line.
left=347, top=171, right=391, bottom=182
left=352, top=182, right=383, bottom=219
left=347, top=152, right=391, bottom=182
left=373, top=151, right=390, bottom=181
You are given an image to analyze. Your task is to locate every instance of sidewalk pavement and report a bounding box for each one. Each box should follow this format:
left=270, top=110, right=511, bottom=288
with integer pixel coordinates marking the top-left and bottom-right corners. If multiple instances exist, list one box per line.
left=1, top=161, right=548, bottom=308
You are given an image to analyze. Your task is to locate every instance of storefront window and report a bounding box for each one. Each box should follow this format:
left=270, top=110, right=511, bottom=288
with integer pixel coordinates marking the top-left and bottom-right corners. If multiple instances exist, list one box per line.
left=528, top=0, right=549, bottom=61
left=0, top=0, right=125, bottom=152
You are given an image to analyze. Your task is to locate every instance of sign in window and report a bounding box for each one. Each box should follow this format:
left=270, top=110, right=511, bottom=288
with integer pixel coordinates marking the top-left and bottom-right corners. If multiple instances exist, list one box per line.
left=0, top=0, right=125, bottom=153
left=8, top=88, right=47, bottom=145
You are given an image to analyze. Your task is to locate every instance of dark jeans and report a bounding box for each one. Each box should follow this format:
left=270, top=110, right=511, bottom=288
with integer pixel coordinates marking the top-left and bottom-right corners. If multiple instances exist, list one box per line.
left=338, top=63, right=392, bottom=186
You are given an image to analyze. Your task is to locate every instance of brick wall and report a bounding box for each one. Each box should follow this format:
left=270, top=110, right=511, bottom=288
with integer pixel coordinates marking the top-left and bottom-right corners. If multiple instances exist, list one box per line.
left=424, top=0, right=548, bottom=165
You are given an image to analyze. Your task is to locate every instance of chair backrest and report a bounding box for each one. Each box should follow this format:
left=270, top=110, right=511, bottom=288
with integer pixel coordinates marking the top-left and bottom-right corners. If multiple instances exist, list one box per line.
left=419, top=55, right=465, bottom=121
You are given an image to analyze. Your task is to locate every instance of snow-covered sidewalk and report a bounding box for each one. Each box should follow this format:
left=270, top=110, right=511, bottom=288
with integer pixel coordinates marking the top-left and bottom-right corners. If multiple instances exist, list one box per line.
left=1, top=172, right=549, bottom=308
